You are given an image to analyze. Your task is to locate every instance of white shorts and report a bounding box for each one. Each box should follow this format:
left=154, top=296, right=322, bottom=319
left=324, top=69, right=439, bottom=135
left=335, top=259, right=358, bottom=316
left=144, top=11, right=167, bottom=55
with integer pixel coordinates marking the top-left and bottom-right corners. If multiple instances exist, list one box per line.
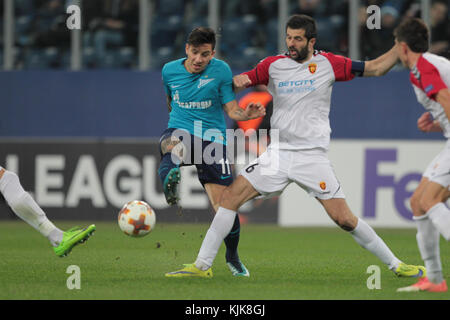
left=239, top=147, right=345, bottom=200
left=423, top=140, right=450, bottom=189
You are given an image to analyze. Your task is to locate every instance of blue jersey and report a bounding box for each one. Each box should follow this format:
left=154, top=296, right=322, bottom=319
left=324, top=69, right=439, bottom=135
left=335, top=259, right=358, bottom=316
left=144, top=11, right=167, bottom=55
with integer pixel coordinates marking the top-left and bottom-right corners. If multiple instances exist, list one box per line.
left=162, top=58, right=236, bottom=145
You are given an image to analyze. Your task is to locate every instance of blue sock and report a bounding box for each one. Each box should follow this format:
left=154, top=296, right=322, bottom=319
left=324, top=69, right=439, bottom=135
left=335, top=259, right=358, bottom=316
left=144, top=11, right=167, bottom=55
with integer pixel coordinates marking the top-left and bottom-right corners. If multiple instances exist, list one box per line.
left=158, top=153, right=180, bottom=186
left=224, top=214, right=241, bottom=262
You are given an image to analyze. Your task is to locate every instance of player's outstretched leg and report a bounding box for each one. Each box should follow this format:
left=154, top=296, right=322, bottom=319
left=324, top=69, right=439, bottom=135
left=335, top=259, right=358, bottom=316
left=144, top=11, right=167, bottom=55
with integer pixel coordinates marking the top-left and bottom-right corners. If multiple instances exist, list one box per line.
left=53, top=224, right=97, bottom=257
left=159, top=162, right=181, bottom=206
left=166, top=176, right=259, bottom=278
left=158, top=134, right=184, bottom=206
left=165, top=263, right=213, bottom=278
left=0, top=167, right=96, bottom=257
left=165, top=206, right=237, bottom=279
left=319, top=198, right=426, bottom=278
left=204, top=182, right=250, bottom=277
left=397, top=179, right=449, bottom=292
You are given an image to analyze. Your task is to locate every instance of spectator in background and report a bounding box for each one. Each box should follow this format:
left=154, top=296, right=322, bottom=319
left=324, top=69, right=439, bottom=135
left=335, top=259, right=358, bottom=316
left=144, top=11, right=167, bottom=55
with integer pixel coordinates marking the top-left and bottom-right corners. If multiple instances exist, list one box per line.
left=223, top=0, right=264, bottom=19
left=361, top=4, right=400, bottom=59
left=429, top=0, right=450, bottom=59
left=291, top=0, right=324, bottom=17
left=84, top=0, right=138, bottom=68
left=32, top=0, right=70, bottom=49
left=260, top=0, right=278, bottom=20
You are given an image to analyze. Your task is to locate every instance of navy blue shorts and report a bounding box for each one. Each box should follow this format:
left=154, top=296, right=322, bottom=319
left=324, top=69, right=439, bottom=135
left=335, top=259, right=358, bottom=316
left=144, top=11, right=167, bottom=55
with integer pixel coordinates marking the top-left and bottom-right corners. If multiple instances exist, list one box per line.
left=159, top=128, right=233, bottom=187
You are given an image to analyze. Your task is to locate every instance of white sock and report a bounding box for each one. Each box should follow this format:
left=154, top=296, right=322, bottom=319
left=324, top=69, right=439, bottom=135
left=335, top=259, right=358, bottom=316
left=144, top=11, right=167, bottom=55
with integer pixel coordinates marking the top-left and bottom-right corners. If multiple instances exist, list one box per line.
left=0, top=170, right=63, bottom=246
left=350, top=218, right=401, bottom=271
left=414, top=214, right=443, bottom=284
left=195, top=207, right=237, bottom=270
left=427, top=202, right=450, bottom=241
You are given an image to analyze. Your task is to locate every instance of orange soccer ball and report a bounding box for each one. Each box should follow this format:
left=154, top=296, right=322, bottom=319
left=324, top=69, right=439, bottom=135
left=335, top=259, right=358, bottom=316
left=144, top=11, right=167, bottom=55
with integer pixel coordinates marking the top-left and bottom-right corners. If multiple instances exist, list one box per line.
left=118, top=200, right=156, bottom=237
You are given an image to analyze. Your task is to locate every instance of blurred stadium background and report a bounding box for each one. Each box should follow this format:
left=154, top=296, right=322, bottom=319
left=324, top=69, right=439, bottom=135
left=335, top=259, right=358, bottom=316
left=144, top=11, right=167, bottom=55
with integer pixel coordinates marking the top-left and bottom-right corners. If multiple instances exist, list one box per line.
left=0, top=0, right=449, bottom=227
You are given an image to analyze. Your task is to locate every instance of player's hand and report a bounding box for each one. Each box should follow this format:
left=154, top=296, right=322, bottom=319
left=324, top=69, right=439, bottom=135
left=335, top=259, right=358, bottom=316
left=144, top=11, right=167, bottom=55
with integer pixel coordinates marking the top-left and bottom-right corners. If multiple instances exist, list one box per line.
left=417, top=112, right=442, bottom=132
left=233, top=74, right=252, bottom=89
left=244, top=102, right=266, bottom=120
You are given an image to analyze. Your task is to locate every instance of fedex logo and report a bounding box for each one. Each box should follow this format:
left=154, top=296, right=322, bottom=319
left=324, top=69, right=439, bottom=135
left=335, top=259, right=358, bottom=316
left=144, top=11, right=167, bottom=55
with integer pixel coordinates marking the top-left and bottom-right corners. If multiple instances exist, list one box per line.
left=363, top=149, right=421, bottom=221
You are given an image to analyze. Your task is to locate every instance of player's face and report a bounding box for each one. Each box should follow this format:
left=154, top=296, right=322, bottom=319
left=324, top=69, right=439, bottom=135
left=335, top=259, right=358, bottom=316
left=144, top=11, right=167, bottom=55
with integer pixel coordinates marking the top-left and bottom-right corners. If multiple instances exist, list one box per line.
left=185, top=43, right=215, bottom=73
left=286, top=28, right=315, bottom=62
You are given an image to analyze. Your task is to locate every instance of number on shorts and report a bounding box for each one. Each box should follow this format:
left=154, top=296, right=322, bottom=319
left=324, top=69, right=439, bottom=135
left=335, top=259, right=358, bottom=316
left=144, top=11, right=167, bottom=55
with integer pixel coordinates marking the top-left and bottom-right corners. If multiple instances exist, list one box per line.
left=245, top=163, right=259, bottom=173
left=219, top=158, right=231, bottom=175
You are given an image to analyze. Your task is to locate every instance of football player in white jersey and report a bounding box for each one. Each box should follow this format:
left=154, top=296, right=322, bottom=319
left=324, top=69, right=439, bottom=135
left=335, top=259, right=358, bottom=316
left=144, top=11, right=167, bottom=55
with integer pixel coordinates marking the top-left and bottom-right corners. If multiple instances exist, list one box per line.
left=0, top=166, right=96, bottom=257
left=166, top=14, right=426, bottom=279
left=393, top=18, right=450, bottom=293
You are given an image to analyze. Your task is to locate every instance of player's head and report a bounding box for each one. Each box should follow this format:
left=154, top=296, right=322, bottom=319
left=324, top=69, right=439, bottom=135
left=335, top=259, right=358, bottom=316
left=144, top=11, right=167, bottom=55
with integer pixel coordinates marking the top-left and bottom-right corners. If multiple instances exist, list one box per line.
left=394, top=18, right=429, bottom=68
left=185, top=27, right=216, bottom=73
left=285, top=14, right=317, bottom=62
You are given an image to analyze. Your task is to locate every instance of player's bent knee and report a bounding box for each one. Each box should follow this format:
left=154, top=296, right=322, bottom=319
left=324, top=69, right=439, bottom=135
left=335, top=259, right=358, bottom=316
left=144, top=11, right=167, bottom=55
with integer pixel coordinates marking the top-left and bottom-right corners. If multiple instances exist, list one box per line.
left=419, top=196, right=441, bottom=213
left=160, top=136, right=186, bottom=162
left=219, top=186, right=246, bottom=211
left=410, top=193, right=421, bottom=212
left=160, top=136, right=182, bottom=154
left=219, top=187, right=235, bottom=207
left=337, top=218, right=356, bottom=232
left=333, top=214, right=358, bottom=232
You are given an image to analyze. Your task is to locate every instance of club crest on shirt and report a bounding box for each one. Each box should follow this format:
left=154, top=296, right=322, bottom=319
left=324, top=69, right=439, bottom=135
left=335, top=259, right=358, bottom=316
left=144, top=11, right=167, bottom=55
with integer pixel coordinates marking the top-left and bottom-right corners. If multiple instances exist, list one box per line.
left=308, top=63, right=317, bottom=74
left=198, top=78, right=215, bottom=89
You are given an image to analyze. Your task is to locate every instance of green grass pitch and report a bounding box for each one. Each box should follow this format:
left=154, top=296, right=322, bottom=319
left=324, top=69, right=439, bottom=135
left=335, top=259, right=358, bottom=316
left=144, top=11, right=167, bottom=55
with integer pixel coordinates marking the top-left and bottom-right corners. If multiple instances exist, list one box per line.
left=0, top=221, right=449, bottom=300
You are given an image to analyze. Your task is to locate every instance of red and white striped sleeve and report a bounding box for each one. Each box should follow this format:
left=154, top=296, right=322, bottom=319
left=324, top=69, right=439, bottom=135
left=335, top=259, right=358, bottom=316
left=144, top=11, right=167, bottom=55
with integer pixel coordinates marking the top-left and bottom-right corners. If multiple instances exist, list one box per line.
left=320, top=52, right=365, bottom=82
left=415, top=56, right=448, bottom=100
left=242, top=55, right=288, bottom=86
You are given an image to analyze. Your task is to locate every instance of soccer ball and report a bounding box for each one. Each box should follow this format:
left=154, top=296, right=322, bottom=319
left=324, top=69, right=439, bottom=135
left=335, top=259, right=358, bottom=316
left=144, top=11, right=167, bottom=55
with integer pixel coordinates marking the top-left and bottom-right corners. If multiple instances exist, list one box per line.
left=118, top=200, right=156, bottom=237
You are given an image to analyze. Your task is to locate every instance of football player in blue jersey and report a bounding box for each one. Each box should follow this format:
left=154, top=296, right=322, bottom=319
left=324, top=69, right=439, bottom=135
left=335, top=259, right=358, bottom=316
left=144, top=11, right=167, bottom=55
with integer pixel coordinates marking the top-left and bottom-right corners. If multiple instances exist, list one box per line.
left=160, top=27, right=265, bottom=277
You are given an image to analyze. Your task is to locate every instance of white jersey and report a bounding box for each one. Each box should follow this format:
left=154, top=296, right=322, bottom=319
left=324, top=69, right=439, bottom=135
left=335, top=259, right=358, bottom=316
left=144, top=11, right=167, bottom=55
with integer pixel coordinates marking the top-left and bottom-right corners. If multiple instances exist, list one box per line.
left=243, top=51, right=364, bottom=150
left=410, top=52, right=450, bottom=139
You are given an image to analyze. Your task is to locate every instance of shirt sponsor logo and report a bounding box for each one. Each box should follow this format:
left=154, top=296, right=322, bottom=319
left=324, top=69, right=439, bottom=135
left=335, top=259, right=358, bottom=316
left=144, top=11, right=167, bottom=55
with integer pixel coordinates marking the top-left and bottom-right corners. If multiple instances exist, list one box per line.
left=173, top=90, right=212, bottom=109
left=176, top=100, right=212, bottom=109
left=277, top=79, right=316, bottom=94
left=278, top=80, right=315, bottom=87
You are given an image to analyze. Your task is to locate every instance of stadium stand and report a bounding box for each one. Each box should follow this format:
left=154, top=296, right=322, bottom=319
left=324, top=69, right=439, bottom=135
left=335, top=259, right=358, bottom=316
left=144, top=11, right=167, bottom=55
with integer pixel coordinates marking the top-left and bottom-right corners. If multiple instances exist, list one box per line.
left=4, top=0, right=449, bottom=70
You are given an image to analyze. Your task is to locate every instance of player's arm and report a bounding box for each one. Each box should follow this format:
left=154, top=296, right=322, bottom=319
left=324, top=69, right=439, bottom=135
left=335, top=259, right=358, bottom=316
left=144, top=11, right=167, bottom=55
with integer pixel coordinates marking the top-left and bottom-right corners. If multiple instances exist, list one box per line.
left=363, top=44, right=399, bottom=77
left=233, top=74, right=253, bottom=93
left=223, top=100, right=266, bottom=121
left=436, top=88, right=450, bottom=122
left=166, top=95, right=172, bottom=113
left=233, top=56, right=275, bottom=92
left=161, top=64, right=172, bottom=112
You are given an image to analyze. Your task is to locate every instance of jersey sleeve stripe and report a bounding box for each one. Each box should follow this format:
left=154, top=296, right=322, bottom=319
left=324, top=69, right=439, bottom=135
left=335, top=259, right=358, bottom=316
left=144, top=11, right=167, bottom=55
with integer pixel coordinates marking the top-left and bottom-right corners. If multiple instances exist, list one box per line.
left=243, top=55, right=288, bottom=86
left=320, top=51, right=358, bottom=82
left=416, top=55, right=448, bottom=100
left=351, top=60, right=366, bottom=77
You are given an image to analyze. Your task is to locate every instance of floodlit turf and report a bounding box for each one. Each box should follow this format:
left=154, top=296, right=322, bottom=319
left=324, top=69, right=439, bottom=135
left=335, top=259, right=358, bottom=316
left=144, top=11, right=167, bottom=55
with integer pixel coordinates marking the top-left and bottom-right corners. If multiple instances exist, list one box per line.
left=0, top=221, right=449, bottom=300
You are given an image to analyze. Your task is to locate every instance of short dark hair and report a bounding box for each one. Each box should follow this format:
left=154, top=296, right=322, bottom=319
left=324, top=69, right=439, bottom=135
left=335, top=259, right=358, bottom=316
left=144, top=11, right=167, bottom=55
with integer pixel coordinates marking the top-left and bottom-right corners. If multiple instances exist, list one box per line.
left=394, top=18, right=429, bottom=53
left=187, top=27, right=216, bottom=50
left=286, top=14, right=317, bottom=40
